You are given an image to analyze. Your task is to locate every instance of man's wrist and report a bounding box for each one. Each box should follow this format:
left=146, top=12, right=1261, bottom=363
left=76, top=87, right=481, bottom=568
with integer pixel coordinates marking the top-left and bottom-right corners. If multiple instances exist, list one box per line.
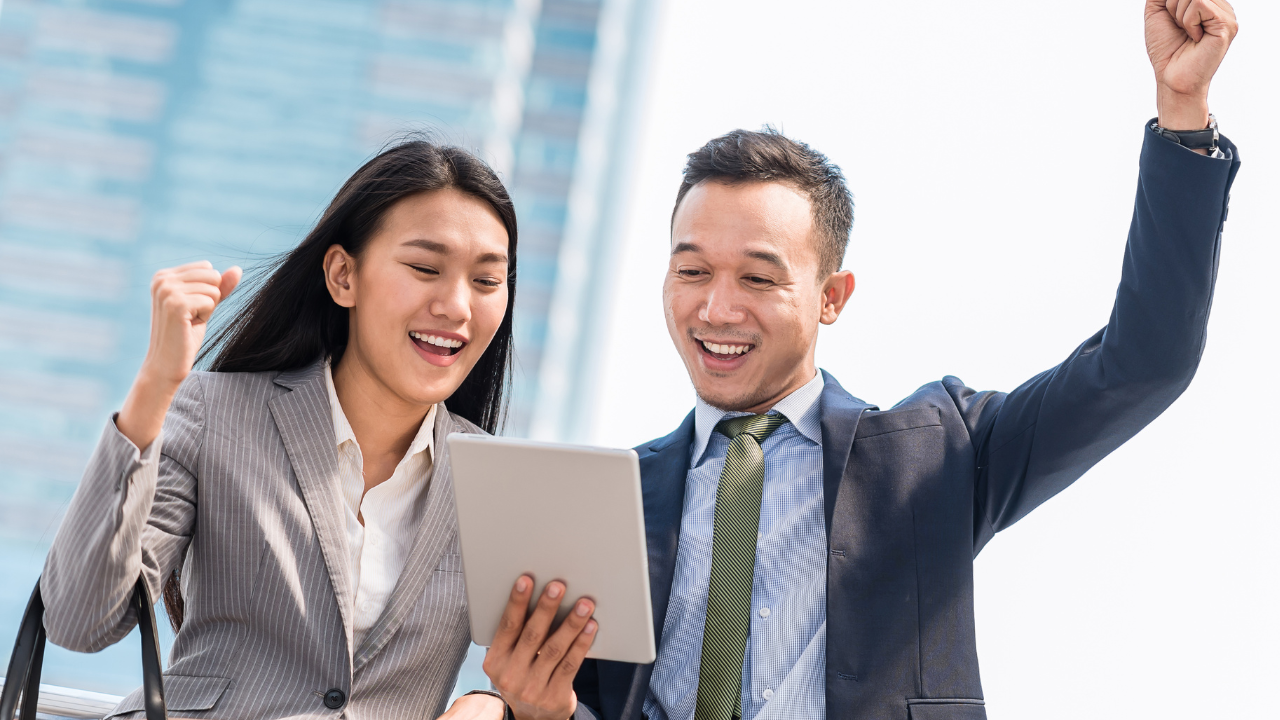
left=1156, top=86, right=1211, bottom=131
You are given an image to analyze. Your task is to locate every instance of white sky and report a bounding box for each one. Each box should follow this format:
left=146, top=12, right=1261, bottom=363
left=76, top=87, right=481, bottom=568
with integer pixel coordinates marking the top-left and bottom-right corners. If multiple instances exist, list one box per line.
left=590, top=1, right=1280, bottom=717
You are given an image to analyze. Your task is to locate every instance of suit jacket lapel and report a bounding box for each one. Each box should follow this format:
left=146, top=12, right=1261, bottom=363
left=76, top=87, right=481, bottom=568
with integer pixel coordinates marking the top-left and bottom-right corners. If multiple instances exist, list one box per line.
left=353, top=406, right=462, bottom=671
left=268, top=360, right=356, bottom=658
left=606, top=411, right=695, bottom=717
left=817, top=371, right=876, bottom=717
left=818, top=370, right=875, bottom=539
left=639, top=410, right=695, bottom=648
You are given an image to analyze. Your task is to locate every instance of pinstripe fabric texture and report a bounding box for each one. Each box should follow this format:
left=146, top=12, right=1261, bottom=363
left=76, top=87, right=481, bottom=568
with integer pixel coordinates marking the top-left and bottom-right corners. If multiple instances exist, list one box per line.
left=646, top=373, right=828, bottom=720
left=40, top=359, right=478, bottom=719
left=324, top=362, right=439, bottom=651
left=694, top=414, right=788, bottom=720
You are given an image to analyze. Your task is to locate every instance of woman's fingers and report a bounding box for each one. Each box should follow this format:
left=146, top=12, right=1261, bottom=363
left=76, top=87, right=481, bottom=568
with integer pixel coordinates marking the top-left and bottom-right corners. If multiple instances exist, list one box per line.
left=548, top=619, right=597, bottom=691
left=481, top=580, right=598, bottom=720
left=171, top=266, right=223, bottom=284
left=531, top=598, right=594, bottom=683
left=490, top=575, right=534, bottom=655
left=187, top=292, right=218, bottom=324
left=154, top=265, right=242, bottom=317
left=512, top=581, right=566, bottom=666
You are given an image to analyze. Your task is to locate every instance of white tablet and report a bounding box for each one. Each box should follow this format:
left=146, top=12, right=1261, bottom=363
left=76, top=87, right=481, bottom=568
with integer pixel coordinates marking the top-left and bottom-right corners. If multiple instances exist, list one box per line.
left=447, top=433, right=656, bottom=664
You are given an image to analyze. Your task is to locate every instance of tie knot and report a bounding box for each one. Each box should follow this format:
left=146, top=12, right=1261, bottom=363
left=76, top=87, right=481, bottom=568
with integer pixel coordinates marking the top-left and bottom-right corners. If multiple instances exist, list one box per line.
left=715, top=412, right=789, bottom=444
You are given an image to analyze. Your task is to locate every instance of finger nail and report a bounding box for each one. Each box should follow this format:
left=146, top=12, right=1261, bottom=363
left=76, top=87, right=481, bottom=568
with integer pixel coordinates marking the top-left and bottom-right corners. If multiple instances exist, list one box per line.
left=516, top=576, right=529, bottom=593
left=575, top=601, right=591, bottom=617
left=547, top=583, right=563, bottom=599
left=585, top=620, right=597, bottom=635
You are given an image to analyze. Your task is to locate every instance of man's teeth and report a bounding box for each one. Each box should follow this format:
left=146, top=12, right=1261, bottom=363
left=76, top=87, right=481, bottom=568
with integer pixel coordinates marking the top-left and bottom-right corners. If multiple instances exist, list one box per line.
left=701, top=341, right=751, bottom=356
left=410, top=331, right=464, bottom=349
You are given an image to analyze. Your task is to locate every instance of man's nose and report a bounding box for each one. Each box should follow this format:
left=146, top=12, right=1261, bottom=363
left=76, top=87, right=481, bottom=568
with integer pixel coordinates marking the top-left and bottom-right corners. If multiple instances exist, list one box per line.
left=698, top=286, right=746, bottom=326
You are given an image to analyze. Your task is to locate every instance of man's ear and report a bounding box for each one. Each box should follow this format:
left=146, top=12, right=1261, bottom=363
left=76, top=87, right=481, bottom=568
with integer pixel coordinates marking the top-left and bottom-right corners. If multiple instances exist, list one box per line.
left=324, top=244, right=358, bottom=308
left=819, top=270, right=855, bottom=325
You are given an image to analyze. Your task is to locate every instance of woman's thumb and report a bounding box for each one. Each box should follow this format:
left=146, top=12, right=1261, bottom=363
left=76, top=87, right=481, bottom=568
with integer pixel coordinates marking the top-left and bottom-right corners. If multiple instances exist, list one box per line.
left=219, top=266, right=243, bottom=303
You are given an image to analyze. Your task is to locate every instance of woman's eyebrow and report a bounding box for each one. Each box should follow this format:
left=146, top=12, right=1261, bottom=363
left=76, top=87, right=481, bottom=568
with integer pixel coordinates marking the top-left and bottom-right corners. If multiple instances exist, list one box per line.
left=403, top=238, right=448, bottom=253
left=403, top=238, right=507, bottom=265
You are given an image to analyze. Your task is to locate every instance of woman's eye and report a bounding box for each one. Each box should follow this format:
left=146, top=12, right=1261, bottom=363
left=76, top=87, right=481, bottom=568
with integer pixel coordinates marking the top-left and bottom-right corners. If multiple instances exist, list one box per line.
left=475, top=277, right=502, bottom=288
left=410, top=265, right=439, bottom=276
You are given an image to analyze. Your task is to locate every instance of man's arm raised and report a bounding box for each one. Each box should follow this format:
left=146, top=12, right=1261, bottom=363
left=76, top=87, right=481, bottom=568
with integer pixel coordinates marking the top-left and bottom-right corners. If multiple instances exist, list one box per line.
left=1146, top=0, right=1239, bottom=139
left=958, top=0, right=1240, bottom=547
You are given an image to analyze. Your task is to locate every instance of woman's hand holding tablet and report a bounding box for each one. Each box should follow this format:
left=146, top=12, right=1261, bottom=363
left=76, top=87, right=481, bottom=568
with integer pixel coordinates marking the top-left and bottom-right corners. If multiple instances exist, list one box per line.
left=483, top=576, right=597, bottom=720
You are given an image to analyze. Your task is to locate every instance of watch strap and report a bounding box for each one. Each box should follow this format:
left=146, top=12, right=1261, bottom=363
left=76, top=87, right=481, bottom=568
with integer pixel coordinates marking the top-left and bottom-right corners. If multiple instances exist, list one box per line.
left=1154, top=114, right=1219, bottom=150
left=461, top=690, right=511, bottom=718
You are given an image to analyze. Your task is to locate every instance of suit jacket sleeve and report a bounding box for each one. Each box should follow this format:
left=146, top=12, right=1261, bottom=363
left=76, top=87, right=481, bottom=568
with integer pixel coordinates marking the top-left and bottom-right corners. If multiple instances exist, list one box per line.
left=946, top=124, right=1241, bottom=553
left=40, top=374, right=205, bottom=651
left=571, top=658, right=604, bottom=719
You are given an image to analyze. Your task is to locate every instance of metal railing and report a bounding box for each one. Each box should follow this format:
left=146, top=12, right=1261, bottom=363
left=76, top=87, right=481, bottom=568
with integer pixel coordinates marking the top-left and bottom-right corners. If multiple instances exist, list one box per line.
left=0, top=677, right=121, bottom=719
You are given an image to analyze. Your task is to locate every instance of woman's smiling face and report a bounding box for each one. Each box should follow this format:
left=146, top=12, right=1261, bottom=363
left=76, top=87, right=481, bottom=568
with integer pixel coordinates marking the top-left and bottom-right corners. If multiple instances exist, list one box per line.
left=325, top=187, right=510, bottom=408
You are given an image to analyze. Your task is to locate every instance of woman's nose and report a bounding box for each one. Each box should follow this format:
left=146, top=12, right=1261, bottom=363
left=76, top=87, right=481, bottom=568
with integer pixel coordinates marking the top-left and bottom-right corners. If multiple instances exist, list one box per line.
left=430, top=279, right=472, bottom=323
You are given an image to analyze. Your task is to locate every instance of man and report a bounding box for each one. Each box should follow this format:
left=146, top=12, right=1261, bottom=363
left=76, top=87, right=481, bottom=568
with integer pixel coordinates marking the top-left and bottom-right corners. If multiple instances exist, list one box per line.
left=480, top=2, right=1241, bottom=719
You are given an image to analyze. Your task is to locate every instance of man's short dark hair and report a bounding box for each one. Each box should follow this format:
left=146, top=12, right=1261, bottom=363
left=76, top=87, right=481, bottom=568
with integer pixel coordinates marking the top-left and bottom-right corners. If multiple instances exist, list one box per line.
left=673, top=127, right=853, bottom=276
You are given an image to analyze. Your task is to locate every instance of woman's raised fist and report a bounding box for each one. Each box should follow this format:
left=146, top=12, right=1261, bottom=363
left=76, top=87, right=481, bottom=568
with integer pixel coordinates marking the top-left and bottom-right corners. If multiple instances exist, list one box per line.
left=116, top=261, right=241, bottom=450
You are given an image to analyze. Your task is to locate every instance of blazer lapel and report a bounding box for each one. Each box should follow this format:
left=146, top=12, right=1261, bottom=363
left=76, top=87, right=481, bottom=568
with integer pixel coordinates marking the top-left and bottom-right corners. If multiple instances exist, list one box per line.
left=605, top=411, right=695, bottom=718
left=817, top=371, right=877, bottom=716
left=639, top=410, right=695, bottom=647
left=818, top=370, right=875, bottom=538
left=353, top=405, right=462, bottom=671
left=268, top=360, right=356, bottom=657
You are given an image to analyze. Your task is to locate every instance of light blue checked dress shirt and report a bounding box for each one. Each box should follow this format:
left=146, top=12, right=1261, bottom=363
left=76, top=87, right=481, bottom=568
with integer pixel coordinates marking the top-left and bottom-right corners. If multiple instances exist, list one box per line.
left=644, top=372, right=827, bottom=720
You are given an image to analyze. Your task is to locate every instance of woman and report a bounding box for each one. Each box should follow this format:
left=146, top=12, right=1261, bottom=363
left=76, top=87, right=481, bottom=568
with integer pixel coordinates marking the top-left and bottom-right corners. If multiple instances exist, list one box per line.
left=40, top=141, right=511, bottom=719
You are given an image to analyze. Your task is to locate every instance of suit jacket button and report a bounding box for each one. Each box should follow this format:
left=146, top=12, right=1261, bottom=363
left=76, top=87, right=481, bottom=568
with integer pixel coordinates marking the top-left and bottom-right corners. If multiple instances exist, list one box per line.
left=324, top=689, right=347, bottom=709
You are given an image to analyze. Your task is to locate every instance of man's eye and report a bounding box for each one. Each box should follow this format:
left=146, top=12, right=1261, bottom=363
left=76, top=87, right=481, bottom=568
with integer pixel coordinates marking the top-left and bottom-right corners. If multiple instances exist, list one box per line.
left=745, top=276, right=771, bottom=285
left=678, top=269, right=705, bottom=278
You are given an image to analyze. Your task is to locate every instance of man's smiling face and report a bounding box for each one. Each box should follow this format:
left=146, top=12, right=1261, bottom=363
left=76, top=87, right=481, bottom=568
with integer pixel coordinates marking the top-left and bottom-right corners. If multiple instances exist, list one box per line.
left=664, top=179, right=853, bottom=414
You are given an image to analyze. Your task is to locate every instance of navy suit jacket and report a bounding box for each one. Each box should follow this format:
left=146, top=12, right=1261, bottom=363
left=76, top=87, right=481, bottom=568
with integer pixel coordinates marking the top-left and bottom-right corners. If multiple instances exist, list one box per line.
left=572, top=126, right=1241, bottom=720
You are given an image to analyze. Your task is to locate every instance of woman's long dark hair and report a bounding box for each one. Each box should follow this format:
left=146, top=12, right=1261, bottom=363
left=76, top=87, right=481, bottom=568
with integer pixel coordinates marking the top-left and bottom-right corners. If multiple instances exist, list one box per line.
left=162, top=140, right=517, bottom=630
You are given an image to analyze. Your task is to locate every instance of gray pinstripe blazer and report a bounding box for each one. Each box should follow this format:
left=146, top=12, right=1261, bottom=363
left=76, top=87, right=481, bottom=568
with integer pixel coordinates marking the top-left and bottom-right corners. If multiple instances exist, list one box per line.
left=41, top=359, right=479, bottom=719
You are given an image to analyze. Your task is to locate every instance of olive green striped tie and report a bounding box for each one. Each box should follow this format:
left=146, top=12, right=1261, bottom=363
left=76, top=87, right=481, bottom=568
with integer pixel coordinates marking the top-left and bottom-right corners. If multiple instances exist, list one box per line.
left=694, top=412, right=789, bottom=720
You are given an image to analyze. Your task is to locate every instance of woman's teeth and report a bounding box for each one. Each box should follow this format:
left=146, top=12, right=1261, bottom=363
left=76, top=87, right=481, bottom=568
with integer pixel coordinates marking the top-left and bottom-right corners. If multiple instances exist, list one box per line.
left=410, top=331, right=464, bottom=349
left=701, top=341, right=751, bottom=355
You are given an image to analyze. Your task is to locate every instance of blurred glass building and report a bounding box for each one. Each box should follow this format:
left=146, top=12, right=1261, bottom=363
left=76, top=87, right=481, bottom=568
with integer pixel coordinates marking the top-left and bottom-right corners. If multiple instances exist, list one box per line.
left=0, top=0, right=656, bottom=699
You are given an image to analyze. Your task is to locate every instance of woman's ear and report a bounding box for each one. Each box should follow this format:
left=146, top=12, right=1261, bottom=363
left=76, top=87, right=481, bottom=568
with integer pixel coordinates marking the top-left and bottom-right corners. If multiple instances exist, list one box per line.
left=324, top=244, right=358, bottom=308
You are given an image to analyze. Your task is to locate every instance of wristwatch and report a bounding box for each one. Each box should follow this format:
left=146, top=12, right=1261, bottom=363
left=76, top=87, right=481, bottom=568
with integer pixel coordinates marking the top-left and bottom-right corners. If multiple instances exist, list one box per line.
left=1153, top=114, right=1219, bottom=152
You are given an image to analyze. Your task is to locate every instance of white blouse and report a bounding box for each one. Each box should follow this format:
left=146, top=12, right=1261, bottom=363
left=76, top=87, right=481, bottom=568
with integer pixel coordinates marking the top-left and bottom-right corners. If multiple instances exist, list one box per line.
left=324, top=362, right=437, bottom=649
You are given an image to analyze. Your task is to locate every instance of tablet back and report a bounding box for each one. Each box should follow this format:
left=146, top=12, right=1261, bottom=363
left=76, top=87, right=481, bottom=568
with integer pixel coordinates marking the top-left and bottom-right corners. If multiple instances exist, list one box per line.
left=447, top=433, right=656, bottom=664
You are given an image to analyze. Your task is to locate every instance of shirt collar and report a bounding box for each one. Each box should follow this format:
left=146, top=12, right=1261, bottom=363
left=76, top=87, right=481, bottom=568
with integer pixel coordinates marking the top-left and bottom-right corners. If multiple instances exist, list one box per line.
left=324, top=361, right=436, bottom=460
left=690, top=370, right=826, bottom=467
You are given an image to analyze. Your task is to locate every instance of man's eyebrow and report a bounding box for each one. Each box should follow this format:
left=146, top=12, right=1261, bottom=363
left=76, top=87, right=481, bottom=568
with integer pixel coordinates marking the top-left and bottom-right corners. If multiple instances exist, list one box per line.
left=403, top=238, right=507, bottom=264
left=672, top=242, right=786, bottom=269
left=746, top=250, right=786, bottom=269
